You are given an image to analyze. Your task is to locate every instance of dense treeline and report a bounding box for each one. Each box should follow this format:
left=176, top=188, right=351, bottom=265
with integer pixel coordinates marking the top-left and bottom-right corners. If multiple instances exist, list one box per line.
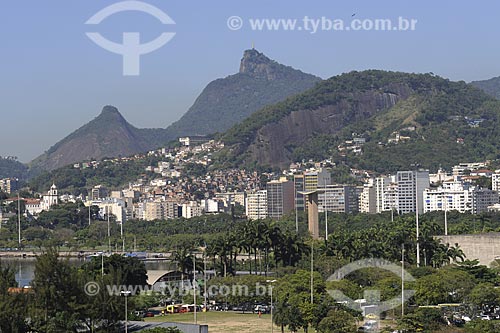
left=0, top=249, right=148, bottom=332
left=29, top=156, right=162, bottom=194
left=0, top=158, right=28, bottom=180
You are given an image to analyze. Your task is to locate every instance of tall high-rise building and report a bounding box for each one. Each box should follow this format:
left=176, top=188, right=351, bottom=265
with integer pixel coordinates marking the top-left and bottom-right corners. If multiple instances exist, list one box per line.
left=396, top=170, right=430, bottom=214
left=246, top=190, right=268, bottom=220
left=295, top=168, right=332, bottom=213
left=293, top=174, right=305, bottom=211
left=375, top=176, right=397, bottom=213
left=267, top=178, right=295, bottom=219
left=304, top=168, right=331, bottom=192
left=360, top=180, right=377, bottom=214
left=318, top=185, right=359, bottom=214
left=472, top=188, right=499, bottom=214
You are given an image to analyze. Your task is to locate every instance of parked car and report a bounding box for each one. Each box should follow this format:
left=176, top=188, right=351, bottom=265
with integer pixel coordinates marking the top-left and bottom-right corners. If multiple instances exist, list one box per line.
left=253, top=304, right=270, bottom=314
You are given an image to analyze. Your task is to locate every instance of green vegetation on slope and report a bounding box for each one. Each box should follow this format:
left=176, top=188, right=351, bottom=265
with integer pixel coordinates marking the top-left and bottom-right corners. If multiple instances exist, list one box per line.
left=0, top=158, right=28, bottom=180
left=219, top=70, right=499, bottom=172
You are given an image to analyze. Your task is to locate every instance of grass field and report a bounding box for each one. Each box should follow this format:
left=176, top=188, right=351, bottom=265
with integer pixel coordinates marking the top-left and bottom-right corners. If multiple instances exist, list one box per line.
left=145, top=311, right=279, bottom=333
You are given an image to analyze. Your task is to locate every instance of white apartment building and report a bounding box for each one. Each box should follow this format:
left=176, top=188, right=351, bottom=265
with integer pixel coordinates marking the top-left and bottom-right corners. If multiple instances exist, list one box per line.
left=245, top=190, right=268, bottom=220
left=86, top=197, right=127, bottom=223
left=423, top=181, right=472, bottom=213
left=181, top=201, right=203, bottom=219
left=492, top=172, right=500, bottom=193
left=201, top=199, right=221, bottom=213
left=396, top=170, right=430, bottom=214
left=452, top=162, right=487, bottom=176
left=375, top=176, right=397, bottom=213
left=359, top=180, right=376, bottom=214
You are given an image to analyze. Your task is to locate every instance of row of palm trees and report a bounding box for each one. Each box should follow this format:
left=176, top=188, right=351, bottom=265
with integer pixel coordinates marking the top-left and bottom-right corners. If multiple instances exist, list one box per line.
left=171, top=214, right=466, bottom=280
left=171, top=219, right=309, bottom=277
left=326, top=216, right=465, bottom=267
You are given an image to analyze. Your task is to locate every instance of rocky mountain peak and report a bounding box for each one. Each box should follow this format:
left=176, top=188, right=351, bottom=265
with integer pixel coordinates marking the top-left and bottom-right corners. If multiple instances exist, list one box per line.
left=99, top=105, right=122, bottom=116
left=239, top=49, right=279, bottom=80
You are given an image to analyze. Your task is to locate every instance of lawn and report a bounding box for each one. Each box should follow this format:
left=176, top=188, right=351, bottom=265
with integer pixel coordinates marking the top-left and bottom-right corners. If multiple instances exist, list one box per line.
left=145, top=311, right=280, bottom=333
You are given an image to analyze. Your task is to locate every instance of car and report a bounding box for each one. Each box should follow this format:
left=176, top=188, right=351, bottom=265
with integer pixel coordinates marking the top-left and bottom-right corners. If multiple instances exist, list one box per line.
left=480, top=314, right=491, bottom=321
left=360, top=320, right=378, bottom=332
left=365, top=313, right=379, bottom=319
left=232, top=305, right=244, bottom=311
left=253, top=304, right=270, bottom=314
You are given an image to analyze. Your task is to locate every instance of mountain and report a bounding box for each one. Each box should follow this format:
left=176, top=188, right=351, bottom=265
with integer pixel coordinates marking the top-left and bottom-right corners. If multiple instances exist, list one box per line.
left=30, top=106, right=168, bottom=172
left=217, top=70, right=500, bottom=172
left=470, top=76, right=500, bottom=99
left=0, top=158, right=28, bottom=180
left=29, top=49, right=320, bottom=173
left=162, top=49, right=321, bottom=139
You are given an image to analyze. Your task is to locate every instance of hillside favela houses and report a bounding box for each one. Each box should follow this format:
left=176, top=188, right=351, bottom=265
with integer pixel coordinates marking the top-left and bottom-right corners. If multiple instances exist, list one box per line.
left=26, top=139, right=500, bottom=220
left=15, top=138, right=500, bottom=227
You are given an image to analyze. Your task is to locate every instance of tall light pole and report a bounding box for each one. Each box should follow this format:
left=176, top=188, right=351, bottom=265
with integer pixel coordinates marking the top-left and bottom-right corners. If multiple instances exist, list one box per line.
left=444, top=193, right=448, bottom=236
left=204, top=246, right=207, bottom=315
left=266, top=279, right=277, bottom=333
left=401, top=243, right=405, bottom=317
left=107, top=207, right=111, bottom=253
left=415, top=171, right=420, bottom=267
left=193, top=254, right=197, bottom=324
left=17, top=192, right=21, bottom=248
left=295, top=185, right=299, bottom=234
left=310, top=241, right=314, bottom=304
left=121, top=290, right=131, bottom=333
left=324, top=180, right=328, bottom=241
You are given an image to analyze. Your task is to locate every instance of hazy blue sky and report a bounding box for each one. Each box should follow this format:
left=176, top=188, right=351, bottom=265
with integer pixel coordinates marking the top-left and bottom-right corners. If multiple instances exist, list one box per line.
left=2, top=0, right=500, bottom=162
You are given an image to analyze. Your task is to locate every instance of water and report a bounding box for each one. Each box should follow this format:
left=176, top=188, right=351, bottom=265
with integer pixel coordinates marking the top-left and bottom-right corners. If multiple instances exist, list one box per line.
left=1, top=258, right=175, bottom=287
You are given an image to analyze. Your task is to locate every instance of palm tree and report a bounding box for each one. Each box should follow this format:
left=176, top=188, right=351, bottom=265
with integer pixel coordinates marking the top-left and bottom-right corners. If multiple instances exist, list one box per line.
left=171, top=244, right=194, bottom=275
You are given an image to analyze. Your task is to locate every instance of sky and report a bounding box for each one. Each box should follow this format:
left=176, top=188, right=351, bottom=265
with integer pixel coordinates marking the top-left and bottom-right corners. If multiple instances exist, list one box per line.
left=2, top=0, right=500, bottom=162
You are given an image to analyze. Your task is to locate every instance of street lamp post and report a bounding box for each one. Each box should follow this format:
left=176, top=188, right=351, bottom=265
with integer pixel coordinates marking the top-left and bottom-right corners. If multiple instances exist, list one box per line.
left=120, top=290, right=131, bottom=333
left=266, top=279, right=277, bottom=333
left=444, top=193, right=448, bottom=236
left=193, top=255, right=197, bottom=324
left=17, top=192, right=21, bottom=248
left=415, top=171, right=420, bottom=267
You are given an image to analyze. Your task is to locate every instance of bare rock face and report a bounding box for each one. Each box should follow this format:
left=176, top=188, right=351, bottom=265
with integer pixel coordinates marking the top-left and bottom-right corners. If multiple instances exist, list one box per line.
left=247, top=90, right=409, bottom=168
left=239, top=49, right=280, bottom=80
